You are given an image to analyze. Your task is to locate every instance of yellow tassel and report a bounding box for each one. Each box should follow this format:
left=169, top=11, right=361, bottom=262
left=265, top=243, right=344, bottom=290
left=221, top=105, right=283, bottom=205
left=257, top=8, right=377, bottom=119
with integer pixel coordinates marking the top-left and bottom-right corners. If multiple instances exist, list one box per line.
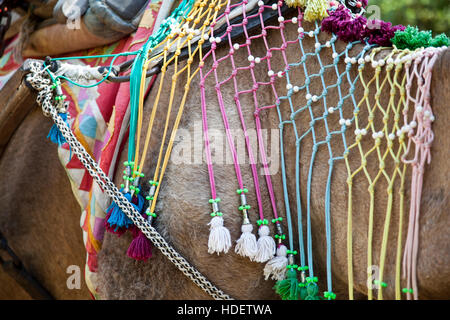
left=304, top=0, right=329, bottom=22
left=285, top=0, right=307, bottom=8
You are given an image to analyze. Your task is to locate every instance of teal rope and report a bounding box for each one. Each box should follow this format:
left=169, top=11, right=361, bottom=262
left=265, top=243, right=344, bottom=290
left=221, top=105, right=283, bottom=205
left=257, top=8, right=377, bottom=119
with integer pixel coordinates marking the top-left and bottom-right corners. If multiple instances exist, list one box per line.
left=278, top=20, right=375, bottom=298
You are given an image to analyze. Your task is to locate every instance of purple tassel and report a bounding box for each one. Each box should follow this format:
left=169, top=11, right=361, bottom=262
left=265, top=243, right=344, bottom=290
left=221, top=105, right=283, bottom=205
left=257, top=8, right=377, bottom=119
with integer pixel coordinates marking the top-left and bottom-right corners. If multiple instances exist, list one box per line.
left=336, top=14, right=367, bottom=42
left=321, top=5, right=351, bottom=35
left=127, top=228, right=152, bottom=261
left=364, top=20, right=406, bottom=47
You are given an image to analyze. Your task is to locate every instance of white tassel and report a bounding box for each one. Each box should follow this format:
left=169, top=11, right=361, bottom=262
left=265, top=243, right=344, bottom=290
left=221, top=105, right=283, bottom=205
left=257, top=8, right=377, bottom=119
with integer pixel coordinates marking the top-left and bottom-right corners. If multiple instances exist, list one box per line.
left=254, top=225, right=276, bottom=263
left=263, top=244, right=288, bottom=281
left=207, top=216, right=232, bottom=255
left=235, top=223, right=258, bottom=259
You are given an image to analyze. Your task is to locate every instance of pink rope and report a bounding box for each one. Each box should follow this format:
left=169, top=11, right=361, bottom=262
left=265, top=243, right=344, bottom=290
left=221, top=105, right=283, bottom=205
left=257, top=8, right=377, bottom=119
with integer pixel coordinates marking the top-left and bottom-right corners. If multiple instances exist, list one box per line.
left=401, top=46, right=446, bottom=300
left=199, top=0, right=300, bottom=222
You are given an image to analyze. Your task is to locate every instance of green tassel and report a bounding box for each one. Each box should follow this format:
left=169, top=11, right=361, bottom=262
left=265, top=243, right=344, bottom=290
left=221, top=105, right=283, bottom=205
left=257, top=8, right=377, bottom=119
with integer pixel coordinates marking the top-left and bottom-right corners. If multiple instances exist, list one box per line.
left=392, top=26, right=448, bottom=50
left=304, top=282, right=323, bottom=300
left=430, top=33, right=449, bottom=47
left=273, top=269, right=299, bottom=300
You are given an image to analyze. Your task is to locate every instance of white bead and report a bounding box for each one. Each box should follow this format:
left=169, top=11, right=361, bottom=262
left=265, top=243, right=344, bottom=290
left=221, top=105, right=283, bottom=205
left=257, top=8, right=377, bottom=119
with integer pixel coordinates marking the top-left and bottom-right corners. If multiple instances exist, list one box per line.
left=345, top=119, right=352, bottom=126
left=372, top=132, right=378, bottom=139
left=345, top=57, right=351, bottom=64
left=423, top=110, right=431, bottom=118
left=258, top=0, right=264, bottom=6
left=388, top=133, right=396, bottom=140
left=415, top=105, right=423, bottom=113
left=325, top=41, right=331, bottom=48
left=293, top=86, right=299, bottom=92
left=371, top=61, right=378, bottom=68
left=203, top=33, right=209, bottom=40
left=339, top=119, right=346, bottom=126
left=378, top=131, right=384, bottom=138
left=215, top=37, right=221, bottom=43
left=233, top=43, right=240, bottom=50
left=297, top=27, right=304, bottom=34
left=361, top=128, right=367, bottom=135
left=312, top=95, right=318, bottom=102
left=278, top=16, right=284, bottom=23
left=328, top=107, right=334, bottom=114
left=306, top=93, right=312, bottom=100
left=378, top=59, right=386, bottom=66
left=351, top=58, right=357, bottom=64
left=292, top=17, right=298, bottom=24
left=272, top=3, right=277, bottom=10
left=254, top=57, right=261, bottom=63
left=248, top=55, right=254, bottom=62
left=315, top=42, right=321, bottom=49
left=430, top=115, right=435, bottom=122
left=396, top=129, right=402, bottom=137
left=354, top=129, right=361, bottom=135
left=410, top=120, right=417, bottom=128
left=387, top=58, right=394, bottom=64
left=286, top=84, right=293, bottom=90
left=332, top=52, right=338, bottom=59
left=358, top=58, right=365, bottom=65
left=403, top=125, right=411, bottom=133
left=364, top=55, right=371, bottom=62
left=277, top=71, right=283, bottom=78
left=308, top=31, right=314, bottom=37
left=194, top=29, right=200, bottom=36
left=268, top=70, right=274, bottom=77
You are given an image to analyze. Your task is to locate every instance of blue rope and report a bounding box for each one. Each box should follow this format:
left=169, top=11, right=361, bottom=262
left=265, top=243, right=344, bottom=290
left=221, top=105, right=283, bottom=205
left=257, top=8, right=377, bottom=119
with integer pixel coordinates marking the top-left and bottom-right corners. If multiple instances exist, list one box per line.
left=277, top=20, right=374, bottom=298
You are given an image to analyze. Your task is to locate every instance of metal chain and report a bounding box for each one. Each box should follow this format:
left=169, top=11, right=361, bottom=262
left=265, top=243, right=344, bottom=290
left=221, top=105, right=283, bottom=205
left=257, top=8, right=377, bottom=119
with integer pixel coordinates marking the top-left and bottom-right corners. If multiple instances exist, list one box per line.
left=25, top=60, right=233, bottom=300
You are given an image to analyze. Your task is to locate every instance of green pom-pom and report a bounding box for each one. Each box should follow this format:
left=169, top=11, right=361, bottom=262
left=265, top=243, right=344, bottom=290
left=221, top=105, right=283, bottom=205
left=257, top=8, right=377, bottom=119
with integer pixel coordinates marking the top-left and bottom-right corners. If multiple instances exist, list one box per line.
left=273, top=269, right=299, bottom=300
left=304, top=282, right=322, bottom=300
left=430, top=33, right=449, bottom=47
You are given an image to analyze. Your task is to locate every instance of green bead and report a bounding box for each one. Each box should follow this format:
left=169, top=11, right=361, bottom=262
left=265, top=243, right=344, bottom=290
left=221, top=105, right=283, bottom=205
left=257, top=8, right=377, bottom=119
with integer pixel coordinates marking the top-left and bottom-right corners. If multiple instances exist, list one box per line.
left=243, top=188, right=248, bottom=193
left=209, top=199, right=214, bottom=204
left=120, top=184, right=124, bottom=188
left=239, top=206, right=244, bottom=211
left=236, top=189, right=242, bottom=194
left=272, top=219, right=276, bottom=223
left=217, top=212, right=223, bottom=216
left=278, top=217, right=283, bottom=221
left=210, top=212, right=216, bottom=217
left=215, top=198, right=221, bottom=202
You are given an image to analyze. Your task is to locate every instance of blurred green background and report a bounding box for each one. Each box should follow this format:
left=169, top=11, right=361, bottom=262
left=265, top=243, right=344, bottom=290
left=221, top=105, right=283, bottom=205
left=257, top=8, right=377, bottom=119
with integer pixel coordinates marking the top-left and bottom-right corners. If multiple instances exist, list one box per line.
left=369, top=0, right=449, bottom=35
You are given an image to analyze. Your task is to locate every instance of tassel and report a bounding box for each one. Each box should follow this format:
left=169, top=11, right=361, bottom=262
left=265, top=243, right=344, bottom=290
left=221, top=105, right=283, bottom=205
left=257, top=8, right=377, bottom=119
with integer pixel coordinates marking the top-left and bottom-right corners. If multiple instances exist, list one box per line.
left=304, top=0, right=329, bottom=22
left=127, top=228, right=152, bottom=261
left=105, top=190, right=134, bottom=231
left=47, top=112, right=69, bottom=146
left=234, top=223, right=258, bottom=259
left=207, top=216, right=232, bottom=255
left=264, top=244, right=288, bottom=280
left=103, top=209, right=127, bottom=236
left=254, top=225, right=276, bottom=263
left=273, top=269, right=299, bottom=300
left=285, top=0, right=307, bottom=8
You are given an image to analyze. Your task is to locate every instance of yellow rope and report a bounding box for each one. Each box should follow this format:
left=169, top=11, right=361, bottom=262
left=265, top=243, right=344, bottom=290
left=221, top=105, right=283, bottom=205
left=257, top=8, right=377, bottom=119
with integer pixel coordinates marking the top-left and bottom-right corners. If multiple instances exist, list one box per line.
left=130, top=0, right=227, bottom=216
left=345, top=47, right=413, bottom=300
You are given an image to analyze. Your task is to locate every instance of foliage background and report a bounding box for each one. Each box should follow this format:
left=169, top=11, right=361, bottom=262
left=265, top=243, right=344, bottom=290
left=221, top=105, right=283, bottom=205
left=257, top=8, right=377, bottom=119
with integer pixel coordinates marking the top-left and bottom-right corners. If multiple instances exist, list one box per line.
left=369, top=0, right=449, bottom=35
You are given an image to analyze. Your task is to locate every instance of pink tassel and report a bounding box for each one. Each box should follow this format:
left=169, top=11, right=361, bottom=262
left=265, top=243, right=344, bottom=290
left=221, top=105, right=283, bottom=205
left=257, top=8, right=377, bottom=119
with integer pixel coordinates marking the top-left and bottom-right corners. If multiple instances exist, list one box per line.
left=127, top=229, right=152, bottom=261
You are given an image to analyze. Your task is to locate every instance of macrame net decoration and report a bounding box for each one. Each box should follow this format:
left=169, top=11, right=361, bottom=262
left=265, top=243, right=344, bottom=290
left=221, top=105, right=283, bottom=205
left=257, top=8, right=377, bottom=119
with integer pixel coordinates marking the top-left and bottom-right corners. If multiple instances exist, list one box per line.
left=24, top=0, right=446, bottom=301
left=198, top=0, right=445, bottom=300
